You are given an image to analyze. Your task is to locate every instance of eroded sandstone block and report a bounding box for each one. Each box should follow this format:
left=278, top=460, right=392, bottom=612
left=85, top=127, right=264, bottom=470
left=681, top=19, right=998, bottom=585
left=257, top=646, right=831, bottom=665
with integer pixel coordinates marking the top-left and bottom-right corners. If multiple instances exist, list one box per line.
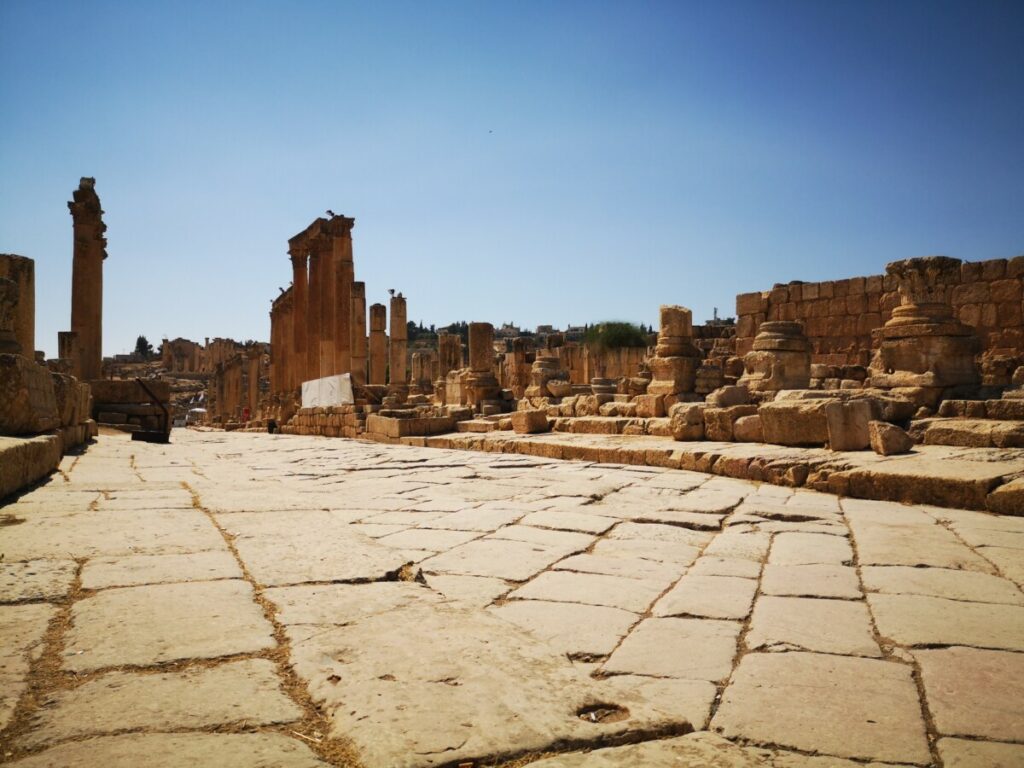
left=868, top=420, right=914, bottom=456
left=511, top=409, right=550, bottom=434
left=0, top=354, right=59, bottom=435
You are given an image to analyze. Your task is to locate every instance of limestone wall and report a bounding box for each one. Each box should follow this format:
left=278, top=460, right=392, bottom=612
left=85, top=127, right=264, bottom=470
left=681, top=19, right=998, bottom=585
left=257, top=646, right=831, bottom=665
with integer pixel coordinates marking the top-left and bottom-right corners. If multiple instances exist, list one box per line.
left=735, top=256, right=1024, bottom=365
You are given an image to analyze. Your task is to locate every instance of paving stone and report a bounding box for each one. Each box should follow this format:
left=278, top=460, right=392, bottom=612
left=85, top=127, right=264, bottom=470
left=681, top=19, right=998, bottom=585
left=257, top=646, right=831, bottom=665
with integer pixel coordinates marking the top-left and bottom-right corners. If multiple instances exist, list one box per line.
left=861, top=565, right=1024, bottom=605
left=421, top=538, right=576, bottom=580
left=916, top=646, right=1024, bottom=742
left=509, top=570, right=665, bottom=613
left=518, top=509, right=619, bottom=534
left=761, top=564, right=862, bottom=599
left=602, top=617, right=740, bottom=681
left=847, top=517, right=994, bottom=571
left=281, top=587, right=687, bottom=768
left=415, top=505, right=525, bottom=531
left=553, top=553, right=682, bottom=583
left=653, top=574, right=758, bottom=619
left=595, top=675, right=717, bottom=731
left=423, top=574, right=510, bottom=606
left=64, top=580, right=275, bottom=671
left=376, top=527, right=481, bottom=552
left=712, top=652, right=931, bottom=765
left=1, top=603, right=55, bottom=730
left=19, top=658, right=301, bottom=748
left=979, top=546, right=1024, bottom=585
left=747, top=596, right=881, bottom=656
left=607, top=521, right=712, bottom=547
left=937, top=737, right=1024, bottom=768
left=79, top=551, right=242, bottom=590
left=591, top=537, right=702, bottom=565
left=218, top=511, right=411, bottom=585
left=491, top=599, right=637, bottom=657
left=265, top=581, right=441, bottom=626
left=0, top=509, right=224, bottom=559
left=0, top=560, right=76, bottom=602
left=868, top=593, right=1024, bottom=650
left=701, top=531, right=771, bottom=561
left=687, top=556, right=762, bottom=578
left=5, top=733, right=328, bottom=767
left=769, top=532, right=853, bottom=565
left=486, top=524, right=596, bottom=552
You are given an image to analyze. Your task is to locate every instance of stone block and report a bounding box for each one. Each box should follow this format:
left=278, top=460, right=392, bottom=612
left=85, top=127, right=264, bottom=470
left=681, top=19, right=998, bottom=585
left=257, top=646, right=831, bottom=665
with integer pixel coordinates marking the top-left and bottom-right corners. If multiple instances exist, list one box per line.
left=732, top=414, right=763, bottom=442
left=635, top=394, right=665, bottom=418
left=669, top=402, right=705, bottom=441
left=90, top=379, right=171, bottom=404
left=736, top=292, right=765, bottom=316
left=1007, top=255, right=1024, bottom=279
left=703, top=405, right=757, bottom=442
left=758, top=398, right=835, bottom=446
left=990, top=278, right=1022, bottom=303
left=511, top=409, right=550, bottom=434
left=868, top=421, right=914, bottom=456
left=825, top=400, right=872, bottom=451
left=981, top=258, right=1007, bottom=281
left=0, top=354, right=59, bottom=435
left=0, top=434, right=62, bottom=500
left=705, top=385, right=749, bottom=408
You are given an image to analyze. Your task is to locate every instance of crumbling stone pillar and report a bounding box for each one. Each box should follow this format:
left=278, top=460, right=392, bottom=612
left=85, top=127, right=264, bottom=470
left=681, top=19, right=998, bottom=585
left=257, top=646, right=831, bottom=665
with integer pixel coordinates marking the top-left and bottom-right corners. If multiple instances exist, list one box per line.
left=351, top=282, right=367, bottom=387
left=738, top=321, right=811, bottom=393
left=247, top=347, right=261, bottom=416
left=868, top=256, right=980, bottom=405
left=369, top=303, right=387, bottom=385
left=67, top=178, right=107, bottom=381
left=467, top=322, right=501, bottom=407
left=647, top=305, right=701, bottom=396
left=435, top=331, right=463, bottom=402
left=389, top=293, right=407, bottom=391
left=311, top=235, right=335, bottom=377
left=289, top=247, right=308, bottom=388
left=506, top=337, right=532, bottom=398
left=0, top=277, right=20, bottom=355
left=411, top=350, right=437, bottom=394
left=0, top=255, right=34, bottom=356
left=306, top=240, right=324, bottom=382
left=330, top=217, right=355, bottom=376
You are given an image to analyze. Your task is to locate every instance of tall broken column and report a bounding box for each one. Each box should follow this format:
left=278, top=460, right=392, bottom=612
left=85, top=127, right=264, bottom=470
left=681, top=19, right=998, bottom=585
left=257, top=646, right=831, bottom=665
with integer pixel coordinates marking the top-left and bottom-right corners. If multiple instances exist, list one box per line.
left=368, top=303, right=387, bottom=385
left=289, top=245, right=308, bottom=388
left=647, top=305, right=701, bottom=397
left=0, top=255, right=34, bottom=357
left=351, top=282, right=367, bottom=387
left=305, top=236, right=324, bottom=382
left=389, top=292, right=407, bottom=392
left=330, top=217, right=355, bottom=376
left=247, top=347, right=261, bottom=416
left=67, top=177, right=107, bottom=381
left=312, top=234, right=335, bottom=377
left=466, top=322, right=501, bottom=409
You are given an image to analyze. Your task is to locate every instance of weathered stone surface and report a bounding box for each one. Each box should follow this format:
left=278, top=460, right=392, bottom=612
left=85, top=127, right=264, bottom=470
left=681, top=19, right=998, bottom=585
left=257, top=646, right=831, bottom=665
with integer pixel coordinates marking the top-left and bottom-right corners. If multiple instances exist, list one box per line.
left=0, top=559, right=76, bottom=602
left=509, top=570, right=664, bottom=613
left=0, top=354, right=59, bottom=435
left=916, top=646, right=1024, bottom=742
left=602, top=618, right=740, bottom=681
left=747, top=596, right=880, bottom=656
left=732, top=414, right=764, bottom=442
left=845, top=514, right=992, bottom=571
left=869, top=420, right=914, bottom=456
left=987, top=477, right=1024, bottom=516
left=759, top=398, right=834, bottom=446
left=519, top=508, right=618, bottom=534
left=554, top=553, right=681, bottom=582
left=1, top=603, right=55, bottom=730
left=688, top=556, right=761, bottom=578
left=491, top=599, right=636, bottom=657
left=526, top=732, right=768, bottom=767
left=6, top=733, right=328, bottom=767
left=423, top=537, right=582, bottom=580
left=423, top=574, right=509, bottom=606
left=825, top=400, right=872, bottom=451
left=64, top=580, right=276, bottom=671
left=19, top=659, right=301, bottom=748
left=712, top=652, right=931, bottom=765
left=653, top=574, right=757, bottom=619
left=760, top=564, right=861, bottom=599
left=80, top=551, right=241, bottom=590
left=937, top=738, right=1024, bottom=768
left=0, top=434, right=62, bottom=501
left=595, top=676, right=716, bottom=732
left=511, top=408, right=550, bottom=434
left=769, top=532, right=852, bottom=565
left=868, top=593, right=1024, bottom=650
left=861, top=565, right=1024, bottom=605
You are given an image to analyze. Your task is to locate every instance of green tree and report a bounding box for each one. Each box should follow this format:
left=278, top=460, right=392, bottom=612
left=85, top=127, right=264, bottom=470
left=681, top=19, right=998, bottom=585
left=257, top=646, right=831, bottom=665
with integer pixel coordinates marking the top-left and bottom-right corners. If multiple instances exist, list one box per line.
left=583, top=321, right=650, bottom=352
left=134, top=335, right=154, bottom=360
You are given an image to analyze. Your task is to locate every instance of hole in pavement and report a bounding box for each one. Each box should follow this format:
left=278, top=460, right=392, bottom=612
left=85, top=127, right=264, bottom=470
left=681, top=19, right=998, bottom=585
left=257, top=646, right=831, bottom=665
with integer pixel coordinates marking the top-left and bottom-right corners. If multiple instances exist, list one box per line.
left=577, top=703, right=629, bottom=724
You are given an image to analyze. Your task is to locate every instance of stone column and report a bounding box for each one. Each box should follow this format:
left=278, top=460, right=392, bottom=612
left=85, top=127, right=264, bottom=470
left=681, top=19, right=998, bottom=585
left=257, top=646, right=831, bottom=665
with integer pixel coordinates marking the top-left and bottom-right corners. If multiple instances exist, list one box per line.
left=0, top=255, right=34, bottom=356
left=331, top=218, right=355, bottom=376
left=289, top=248, right=308, bottom=388
left=312, top=236, right=335, bottom=377
left=306, top=242, right=324, bottom=382
left=389, top=293, right=408, bottom=390
left=0, top=277, right=20, bottom=354
left=68, top=178, right=107, bottom=380
left=738, top=321, right=811, bottom=392
left=351, top=282, right=367, bottom=387
left=369, top=303, right=387, bottom=385
left=647, top=305, right=701, bottom=396
left=467, top=322, right=501, bottom=408
left=247, top=347, right=261, bottom=416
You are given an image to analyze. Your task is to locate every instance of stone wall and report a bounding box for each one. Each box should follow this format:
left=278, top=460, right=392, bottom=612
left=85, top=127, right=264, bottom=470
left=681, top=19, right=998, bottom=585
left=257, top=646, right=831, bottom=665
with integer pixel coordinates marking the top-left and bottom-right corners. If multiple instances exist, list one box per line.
left=735, top=256, right=1024, bottom=365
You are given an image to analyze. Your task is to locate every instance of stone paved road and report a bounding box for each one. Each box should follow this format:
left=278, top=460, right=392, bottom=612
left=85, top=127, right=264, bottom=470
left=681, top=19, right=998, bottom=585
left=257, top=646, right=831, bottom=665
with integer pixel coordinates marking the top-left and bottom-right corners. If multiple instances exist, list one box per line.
left=1, top=430, right=1022, bottom=767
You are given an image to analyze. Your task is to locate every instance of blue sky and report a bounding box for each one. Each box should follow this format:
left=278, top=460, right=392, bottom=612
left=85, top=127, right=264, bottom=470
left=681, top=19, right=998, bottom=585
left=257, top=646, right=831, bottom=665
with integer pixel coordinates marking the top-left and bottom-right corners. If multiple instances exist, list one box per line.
left=1, top=0, right=1022, bottom=357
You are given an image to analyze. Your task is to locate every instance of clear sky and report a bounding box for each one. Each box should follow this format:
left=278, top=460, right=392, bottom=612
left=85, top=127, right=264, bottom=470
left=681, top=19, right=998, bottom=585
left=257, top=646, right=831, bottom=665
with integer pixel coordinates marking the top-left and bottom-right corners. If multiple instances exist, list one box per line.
left=1, top=1, right=1022, bottom=358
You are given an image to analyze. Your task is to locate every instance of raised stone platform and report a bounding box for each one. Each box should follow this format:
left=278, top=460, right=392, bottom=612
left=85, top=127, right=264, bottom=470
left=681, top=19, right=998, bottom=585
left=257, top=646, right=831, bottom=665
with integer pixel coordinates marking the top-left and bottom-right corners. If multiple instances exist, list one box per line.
left=0, top=435, right=63, bottom=500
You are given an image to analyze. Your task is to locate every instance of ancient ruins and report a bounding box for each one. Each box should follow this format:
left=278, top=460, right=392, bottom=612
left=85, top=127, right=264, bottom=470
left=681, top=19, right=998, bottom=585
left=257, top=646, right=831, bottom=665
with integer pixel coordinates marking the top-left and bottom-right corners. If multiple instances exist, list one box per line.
left=1, top=187, right=1022, bottom=768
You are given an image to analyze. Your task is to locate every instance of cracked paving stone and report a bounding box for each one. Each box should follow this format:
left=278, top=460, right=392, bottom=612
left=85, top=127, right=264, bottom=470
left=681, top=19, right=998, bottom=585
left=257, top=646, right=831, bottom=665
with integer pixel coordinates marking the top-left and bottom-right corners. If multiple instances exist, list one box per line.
left=18, top=658, right=301, bottom=748
left=937, top=738, right=1024, bottom=768
left=63, top=580, right=275, bottom=671
left=1, top=603, right=55, bottom=730
left=217, top=511, right=411, bottom=585
left=553, top=553, right=682, bottom=583
left=79, top=550, right=242, bottom=590
left=769, top=532, right=853, bottom=566
left=264, top=581, right=441, bottom=626
left=746, top=596, right=881, bottom=657
left=760, top=564, right=862, bottom=599
left=278, top=584, right=690, bottom=768
left=653, top=574, right=758, bottom=620
left=486, top=524, right=595, bottom=551
left=700, top=531, right=771, bottom=561
left=421, top=538, right=577, bottom=581
left=376, top=527, right=481, bottom=552
left=867, top=593, right=1024, bottom=650
left=590, top=537, right=701, bottom=565
left=846, top=517, right=995, bottom=572
left=0, top=560, right=76, bottom=602
left=5, top=733, right=328, bottom=767
left=687, top=556, right=762, bottom=578
left=415, top=505, right=525, bottom=531
left=606, top=521, right=712, bottom=548
left=490, top=599, right=637, bottom=657
left=712, top=651, right=931, bottom=765
left=601, top=617, right=740, bottom=681
left=915, top=646, right=1024, bottom=742
left=860, top=565, right=1024, bottom=605
left=518, top=509, right=619, bottom=534
left=508, top=570, right=666, bottom=613
left=423, top=574, right=510, bottom=606
left=595, top=675, right=716, bottom=731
